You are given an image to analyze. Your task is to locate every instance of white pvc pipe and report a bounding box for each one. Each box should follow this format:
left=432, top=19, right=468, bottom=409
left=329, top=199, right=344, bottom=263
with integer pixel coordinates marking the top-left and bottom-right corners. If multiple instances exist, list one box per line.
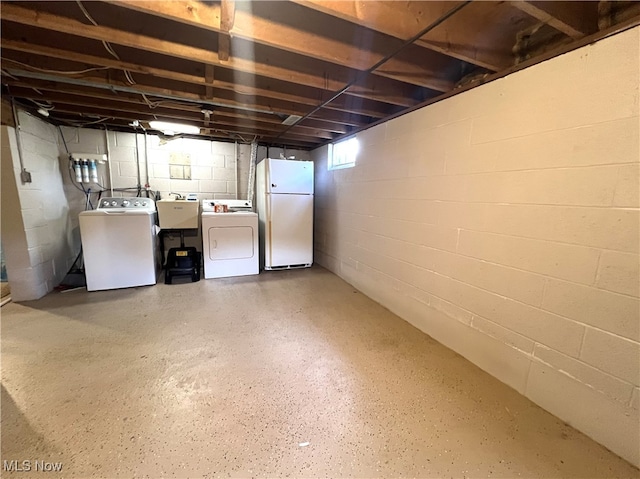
left=234, top=141, right=239, bottom=199
left=104, top=128, right=114, bottom=196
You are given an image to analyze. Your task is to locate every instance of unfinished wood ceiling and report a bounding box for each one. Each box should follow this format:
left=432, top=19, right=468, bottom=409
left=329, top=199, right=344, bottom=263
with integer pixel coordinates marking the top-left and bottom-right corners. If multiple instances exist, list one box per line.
left=2, top=1, right=639, bottom=149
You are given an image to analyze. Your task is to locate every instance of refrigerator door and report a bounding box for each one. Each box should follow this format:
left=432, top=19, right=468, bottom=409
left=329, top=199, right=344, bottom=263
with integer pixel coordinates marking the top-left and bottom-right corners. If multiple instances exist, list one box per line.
left=266, top=193, right=313, bottom=268
left=266, top=158, right=314, bottom=194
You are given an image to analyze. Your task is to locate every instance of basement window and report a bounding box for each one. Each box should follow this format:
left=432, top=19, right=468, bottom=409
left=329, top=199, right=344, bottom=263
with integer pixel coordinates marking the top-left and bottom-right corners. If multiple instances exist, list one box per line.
left=328, top=137, right=358, bottom=170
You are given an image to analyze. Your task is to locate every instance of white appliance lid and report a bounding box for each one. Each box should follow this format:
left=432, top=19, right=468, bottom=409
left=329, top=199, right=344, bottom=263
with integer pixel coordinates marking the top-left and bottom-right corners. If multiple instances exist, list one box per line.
left=79, top=209, right=156, bottom=216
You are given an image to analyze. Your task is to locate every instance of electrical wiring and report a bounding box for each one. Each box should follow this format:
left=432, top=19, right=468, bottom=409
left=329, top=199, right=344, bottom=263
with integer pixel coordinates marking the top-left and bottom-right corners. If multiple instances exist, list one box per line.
left=57, top=125, right=74, bottom=154
left=76, top=0, right=136, bottom=85
left=1, top=69, right=20, bottom=80
left=57, top=117, right=114, bottom=128
left=101, top=40, right=119, bottom=58
left=140, top=94, right=190, bottom=110
left=124, top=70, right=136, bottom=85
left=76, top=117, right=112, bottom=126
left=142, top=93, right=162, bottom=109
left=58, top=125, right=159, bottom=201
left=233, top=133, right=250, bottom=143
left=57, top=125, right=86, bottom=193
left=85, top=188, right=94, bottom=210
left=57, top=125, right=101, bottom=196
left=3, top=58, right=109, bottom=75
left=29, top=98, right=54, bottom=111
left=56, top=125, right=90, bottom=285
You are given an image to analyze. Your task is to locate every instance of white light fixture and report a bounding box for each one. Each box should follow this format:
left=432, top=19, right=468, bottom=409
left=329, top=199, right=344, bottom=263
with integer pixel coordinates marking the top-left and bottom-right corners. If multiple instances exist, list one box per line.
left=148, top=120, right=200, bottom=135
left=281, top=114, right=302, bottom=125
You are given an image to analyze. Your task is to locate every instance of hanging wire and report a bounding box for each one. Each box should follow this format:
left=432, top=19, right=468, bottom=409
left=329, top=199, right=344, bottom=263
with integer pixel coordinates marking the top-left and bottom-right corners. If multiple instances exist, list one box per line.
left=233, top=133, right=250, bottom=143
left=58, top=117, right=114, bottom=128
left=140, top=94, right=191, bottom=110
left=3, top=59, right=109, bottom=75
left=1, top=69, right=21, bottom=80
left=29, top=99, right=55, bottom=111
left=76, top=1, right=136, bottom=85
left=123, top=70, right=137, bottom=85
left=141, top=93, right=162, bottom=109
left=57, top=125, right=90, bottom=194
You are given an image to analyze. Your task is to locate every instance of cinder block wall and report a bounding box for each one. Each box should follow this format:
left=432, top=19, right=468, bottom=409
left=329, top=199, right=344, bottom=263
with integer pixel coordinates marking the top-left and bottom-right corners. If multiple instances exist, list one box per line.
left=0, top=113, right=77, bottom=300
left=57, top=128, right=310, bottom=251
left=58, top=129, right=310, bottom=204
left=2, top=122, right=311, bottom=298
left=312, top=27, right=639, bottom=465
left=58, top=128, right=248, bottom=202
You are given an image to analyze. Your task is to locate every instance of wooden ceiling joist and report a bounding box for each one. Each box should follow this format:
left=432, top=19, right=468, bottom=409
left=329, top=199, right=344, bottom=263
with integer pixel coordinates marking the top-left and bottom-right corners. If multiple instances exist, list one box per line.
left=509, top=1, right=598, bottom=39
left=0, top=5, right=339, bottom=95
left=291, top=0, right=509, bottom=71
left=3, top=66, right=371, bottom=128
left=2, top=0, right=637, bottom=149
left=1, top=40, right=409, bottom=119
left=218, top=0, right=235, bottom=62
left=110, top=0, right=456, bottom=92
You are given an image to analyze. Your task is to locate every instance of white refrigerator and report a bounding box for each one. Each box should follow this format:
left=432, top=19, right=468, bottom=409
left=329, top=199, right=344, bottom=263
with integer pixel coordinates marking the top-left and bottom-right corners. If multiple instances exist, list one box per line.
left=256, top=158, right=314, bottom=270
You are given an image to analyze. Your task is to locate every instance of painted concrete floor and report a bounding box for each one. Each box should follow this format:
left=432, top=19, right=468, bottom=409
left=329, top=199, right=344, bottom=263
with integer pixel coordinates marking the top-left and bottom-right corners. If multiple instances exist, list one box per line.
left=1, top=266, right=638, bottom=478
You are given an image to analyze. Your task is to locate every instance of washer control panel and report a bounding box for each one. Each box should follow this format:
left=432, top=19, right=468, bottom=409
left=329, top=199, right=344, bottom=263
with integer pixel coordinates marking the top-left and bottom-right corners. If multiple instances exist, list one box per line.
left=98, top=197, right=155, bottom=211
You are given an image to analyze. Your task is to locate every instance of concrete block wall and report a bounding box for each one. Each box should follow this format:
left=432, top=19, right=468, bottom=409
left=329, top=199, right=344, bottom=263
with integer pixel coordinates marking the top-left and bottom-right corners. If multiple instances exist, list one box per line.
left=0, top=112, right=77, bottom=300
left=312, top=27, right=640, bottom=466
left=58, top=128, right=246, bottom=202
left=58, top=128, right=311, bottom=204
left=57, top=128, right=310, bottom=251
left=0, top=120, right=312, bottom=298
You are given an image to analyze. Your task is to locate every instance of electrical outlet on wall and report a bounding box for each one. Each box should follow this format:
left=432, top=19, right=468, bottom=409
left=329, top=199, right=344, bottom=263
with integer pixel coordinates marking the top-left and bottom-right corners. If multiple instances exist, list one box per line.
left=20, top=169, right=32, bottom=183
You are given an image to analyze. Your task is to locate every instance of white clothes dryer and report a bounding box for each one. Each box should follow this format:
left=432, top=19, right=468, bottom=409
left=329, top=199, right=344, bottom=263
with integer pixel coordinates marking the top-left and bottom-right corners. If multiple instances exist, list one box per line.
left=201, top=200, right=259, bottom=279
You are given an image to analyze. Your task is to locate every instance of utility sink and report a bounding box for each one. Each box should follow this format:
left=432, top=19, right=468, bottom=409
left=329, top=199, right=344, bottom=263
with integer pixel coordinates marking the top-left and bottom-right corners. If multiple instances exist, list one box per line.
left=157, top=199, right=199, bottom=229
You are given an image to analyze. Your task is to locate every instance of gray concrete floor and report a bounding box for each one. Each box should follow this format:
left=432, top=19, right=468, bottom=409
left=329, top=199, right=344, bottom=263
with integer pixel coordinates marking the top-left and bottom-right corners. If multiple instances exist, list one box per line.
left=1, top=266, right=638, bottom=478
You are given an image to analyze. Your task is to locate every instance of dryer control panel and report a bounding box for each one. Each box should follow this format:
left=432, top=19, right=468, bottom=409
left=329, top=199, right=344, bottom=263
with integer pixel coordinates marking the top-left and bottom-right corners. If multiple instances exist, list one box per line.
left=202, top=199, right=252, bottom=213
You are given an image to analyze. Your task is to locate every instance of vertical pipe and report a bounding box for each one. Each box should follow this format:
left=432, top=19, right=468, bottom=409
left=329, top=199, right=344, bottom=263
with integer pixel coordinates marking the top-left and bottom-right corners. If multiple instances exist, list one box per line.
left=10, top=99, right=28, bottom=183
left=247, top=141, right=257, bottom=205
left=104, top=128, right=114, bottom=196
left=144, top=128, right=150, bottom=197
left=133, top=129, right=142, bottom=196
left=234, top=141, right=239, bottom=199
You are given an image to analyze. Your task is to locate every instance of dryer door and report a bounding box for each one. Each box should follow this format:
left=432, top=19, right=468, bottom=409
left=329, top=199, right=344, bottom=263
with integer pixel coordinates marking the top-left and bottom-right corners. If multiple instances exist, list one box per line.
left=208, top=226, right=255, bottom=260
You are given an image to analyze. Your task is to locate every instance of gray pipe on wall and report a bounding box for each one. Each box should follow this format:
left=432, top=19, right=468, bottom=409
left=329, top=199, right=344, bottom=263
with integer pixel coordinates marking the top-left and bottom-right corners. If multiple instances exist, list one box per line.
left=133, top=129, right=142, bottom=195
left=143, top=127, right=150, bottom=197
left=104, top=127, right=114, bottom=196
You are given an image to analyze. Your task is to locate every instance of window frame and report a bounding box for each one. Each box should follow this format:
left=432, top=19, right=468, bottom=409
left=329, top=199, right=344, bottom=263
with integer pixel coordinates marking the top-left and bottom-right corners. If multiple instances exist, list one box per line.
left=328, top=137, right=358, bottom=170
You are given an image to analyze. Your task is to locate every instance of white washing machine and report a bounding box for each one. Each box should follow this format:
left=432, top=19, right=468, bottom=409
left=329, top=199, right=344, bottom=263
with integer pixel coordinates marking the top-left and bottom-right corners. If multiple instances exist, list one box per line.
left=79, top=197, right=160, bottom=291
left=201, top=200, right=259, bottom=279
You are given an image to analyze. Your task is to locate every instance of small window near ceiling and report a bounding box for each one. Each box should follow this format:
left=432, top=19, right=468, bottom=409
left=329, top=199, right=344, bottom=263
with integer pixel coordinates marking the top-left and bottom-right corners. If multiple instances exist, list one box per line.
left=328, top=137, right=358, bottom=170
